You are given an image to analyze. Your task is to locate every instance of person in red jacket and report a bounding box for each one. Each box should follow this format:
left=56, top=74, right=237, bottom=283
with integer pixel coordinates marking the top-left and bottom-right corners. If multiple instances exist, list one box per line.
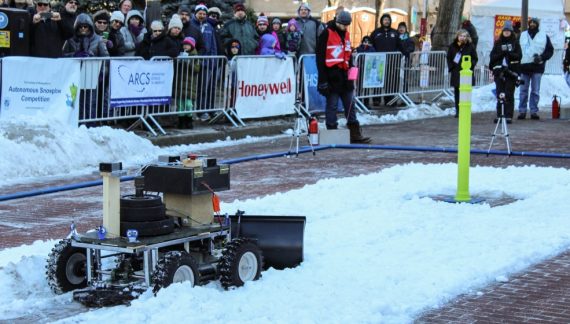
left=316, top=10, right=370, bottom=144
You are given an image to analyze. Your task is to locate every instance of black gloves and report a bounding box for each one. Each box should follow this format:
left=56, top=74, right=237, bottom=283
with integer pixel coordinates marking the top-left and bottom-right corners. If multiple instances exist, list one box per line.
left=317, top=82, right=329, bottom=96
left=564, top=59, right=569, bottom=73
left=533, top=54, right=543, bottom=65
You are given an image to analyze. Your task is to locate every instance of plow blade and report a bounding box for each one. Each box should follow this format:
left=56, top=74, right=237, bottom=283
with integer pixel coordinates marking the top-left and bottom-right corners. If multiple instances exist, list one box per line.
left=229, top=215, right=306, bottom=270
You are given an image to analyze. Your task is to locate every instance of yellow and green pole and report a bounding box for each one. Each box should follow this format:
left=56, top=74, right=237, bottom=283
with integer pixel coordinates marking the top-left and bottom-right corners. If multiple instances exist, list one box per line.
left=455, top=56, right=473, bottom=202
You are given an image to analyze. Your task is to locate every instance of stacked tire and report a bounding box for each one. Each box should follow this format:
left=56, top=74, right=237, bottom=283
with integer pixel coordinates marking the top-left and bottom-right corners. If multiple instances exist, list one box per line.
left=120, top=194, right=174, bottom=237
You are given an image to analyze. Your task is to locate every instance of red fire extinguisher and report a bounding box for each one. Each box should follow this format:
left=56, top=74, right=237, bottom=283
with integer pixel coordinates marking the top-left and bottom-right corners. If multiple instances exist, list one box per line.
left=308, top=116, right=319, bottom=145
left=552, top=95, right=561, bottom=119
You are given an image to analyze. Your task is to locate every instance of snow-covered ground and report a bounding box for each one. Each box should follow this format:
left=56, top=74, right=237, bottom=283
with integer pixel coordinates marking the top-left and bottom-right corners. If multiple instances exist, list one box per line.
left=1, top=75, right=569, bottom=323
left=1, top=164, right=570, bottom=323
left=1, top=74, right=568, bottom=188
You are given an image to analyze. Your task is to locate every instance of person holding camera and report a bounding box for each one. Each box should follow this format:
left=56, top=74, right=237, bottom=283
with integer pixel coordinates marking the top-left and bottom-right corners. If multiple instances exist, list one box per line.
left=446, top=29, right=478, bottom=118
left=517, top=17, right=553, bottom=120
left=316, top=11, right=371, bottom=144
left=489, top=21, right=522, bottom=124
left=30, top=0, right=66, bottom=57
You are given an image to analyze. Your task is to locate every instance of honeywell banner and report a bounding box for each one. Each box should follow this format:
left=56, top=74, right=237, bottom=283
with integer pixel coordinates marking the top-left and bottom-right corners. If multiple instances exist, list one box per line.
left=234, top=56, right=296, bottom=118
left=110, top=60, right=173, bottom=108
left=0, top=57, right=80, bottom=126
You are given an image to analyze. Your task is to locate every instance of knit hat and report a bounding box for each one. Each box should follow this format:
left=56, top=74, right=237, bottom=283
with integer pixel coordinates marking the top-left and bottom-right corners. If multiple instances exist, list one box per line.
left=233, top=3, right=245, bottom=12
left=209, top=7, right=221, bottom=17
left=529, top=17, right=540, bottom=27
left=194, top=3, right=208, bottom=13
left=150, top=20, right=164, bottom=31
left=257, top=15, right=268, bottom=26
left=36, top=0, right=49, bottom=5
left=502, top=20, right=514, bottom=32
left=287, top=18, right=299, bottom=30
left=183, top=36, right=196, bottom=48
left=398, top=21, right=407, bottom=30
left=93, top=10, right=110, bottom=23
left=110, top=11, right=124, bottom=23
left=178, top=5, right=191, bottom=15
left=336, top=11, right=351, bottom=25
left=168, top=14, right=183, bottom=30
left=298, top=3, right=310, bottom=12
left=272, top=17, right=281, bottom=25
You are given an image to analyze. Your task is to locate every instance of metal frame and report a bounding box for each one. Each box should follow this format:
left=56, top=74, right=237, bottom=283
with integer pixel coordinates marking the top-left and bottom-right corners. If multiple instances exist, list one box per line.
left=72, top=227, right=230, bottom=289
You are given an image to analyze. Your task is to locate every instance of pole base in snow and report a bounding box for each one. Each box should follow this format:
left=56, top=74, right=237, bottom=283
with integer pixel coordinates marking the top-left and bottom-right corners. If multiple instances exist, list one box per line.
left=430, top=195, right=485, bottom=204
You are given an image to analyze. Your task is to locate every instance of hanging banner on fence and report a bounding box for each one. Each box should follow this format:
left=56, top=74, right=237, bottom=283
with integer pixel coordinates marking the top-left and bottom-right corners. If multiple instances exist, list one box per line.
left=235, top=57, right=296, bottom=118
left=363, top=53, right=386, bottom=88
left=303, top=55, right=326, bottom=113
left=302, top=55, right=343, bottom=113
left=109, top=60, right=173, bottom=108
left=0, top=57, right=80, bottom=126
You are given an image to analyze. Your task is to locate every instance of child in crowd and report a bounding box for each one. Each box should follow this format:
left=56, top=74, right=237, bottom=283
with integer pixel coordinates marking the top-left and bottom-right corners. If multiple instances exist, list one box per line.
left=286, top=18, right=302, bottom=55
left=259, top=33, right=285, bottom=59
left=176, top=36, right=200, bottom=129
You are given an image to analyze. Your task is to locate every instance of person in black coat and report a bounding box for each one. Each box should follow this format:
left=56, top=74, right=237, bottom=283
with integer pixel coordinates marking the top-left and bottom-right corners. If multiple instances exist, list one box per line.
left=316, top=11, right=370, bottom=143
left=370, top=14, right=403, bottom=106
left=489, top=21, right=522, bottom=123
left=136, top=20, right=179, bottom=60
left=446, top=29, right=478, bottom=117
left=30, top=0, right=67, bottom=57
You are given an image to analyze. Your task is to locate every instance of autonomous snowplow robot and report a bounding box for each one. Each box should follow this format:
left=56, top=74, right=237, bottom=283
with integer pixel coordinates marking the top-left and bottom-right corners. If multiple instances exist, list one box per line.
left=45, top=156, right=306, bottom=306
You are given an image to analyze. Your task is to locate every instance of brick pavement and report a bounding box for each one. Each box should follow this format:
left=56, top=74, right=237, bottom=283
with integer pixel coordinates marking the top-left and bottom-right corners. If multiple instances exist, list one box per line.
left=1, top=111, right=570, bottom=321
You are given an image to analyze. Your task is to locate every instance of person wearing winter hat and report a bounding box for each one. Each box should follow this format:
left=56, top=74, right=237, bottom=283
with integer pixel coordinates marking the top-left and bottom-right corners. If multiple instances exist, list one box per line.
left=208, top=7, right=223, bottom=30
left=315, top=10, right=371, bottom=144
left=397, top=21, right=415, bottom=58
left=295, top=2, right=323, bottom=56
left=370, top=13, right=402, bottom=106
left=255, top=13, right=281, bottom=54
left=286, top=18, right=301, bottom=54
left=220, top=2, right=258, bottom=55
left=191, top=2, right=220, bottom=120
left=108, top=11, right=126, bottom=56
left=92, top=10, right=110, bottom=36
left=354, top=35, right=374, bottom=53
left=517, top=17, right=554, bottom=120
left=120, top=10, right=146, bottom=56
left=176, top=36, right=200, bottom=130
left=177, top=6, right=205, bottom=54
left=272, top=17, right=287, bottom=54
left=256, top=14, right=269, bottom=35
left=136, top=20, right=179, bottom=59
left=225, top=38, right=241, bottom=59
left=167, top=14, right=184, bottom=51
left=489, top=20, right=522, bottom=123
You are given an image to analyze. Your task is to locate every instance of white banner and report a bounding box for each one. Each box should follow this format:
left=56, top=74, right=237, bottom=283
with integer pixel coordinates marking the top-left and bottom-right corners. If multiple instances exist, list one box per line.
left=110, top=60, right=173, bottom=108
left=235, top=57, right=296, bottom=118
left=0, top=57, right=80, bottom=126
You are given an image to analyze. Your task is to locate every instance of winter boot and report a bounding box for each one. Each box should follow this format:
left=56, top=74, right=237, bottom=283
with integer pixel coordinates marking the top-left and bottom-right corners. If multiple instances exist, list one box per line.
left=347, top=123, right=371, bottom=144
left=184, top=116, right=193, bottom=129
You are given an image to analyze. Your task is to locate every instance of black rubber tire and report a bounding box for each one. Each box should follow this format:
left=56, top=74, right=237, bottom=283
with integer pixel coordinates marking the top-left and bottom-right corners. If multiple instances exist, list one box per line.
left=46, top=239, right=89, bottom=294
left=218, top=238, right=263, bottom=289
left=120, top=194, right=162, bottom=208
left=151, top=251, right=200, bottom=294
left=120, top=204, right=166, bottom=222
left=120, top=218, right=174, bottom=237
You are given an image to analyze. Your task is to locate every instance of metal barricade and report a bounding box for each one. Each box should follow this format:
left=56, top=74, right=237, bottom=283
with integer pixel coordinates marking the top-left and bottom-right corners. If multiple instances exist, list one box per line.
left=76, top=57, right=148, bottom=129
left=296, top=54, right=315, bottom=116
left=474, top=51, right=493, bottom=87
left=398, top=51, right=450, bottom=104
left=353, top=52, right=405, bottom=111
left=544, top=48, right=565, bottom=75
left=147, top=55, right=239, bottom=130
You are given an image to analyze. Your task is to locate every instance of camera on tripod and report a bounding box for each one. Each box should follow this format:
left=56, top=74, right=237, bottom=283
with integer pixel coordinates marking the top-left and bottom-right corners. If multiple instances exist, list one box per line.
left=493, top=65, right=525, bottom=87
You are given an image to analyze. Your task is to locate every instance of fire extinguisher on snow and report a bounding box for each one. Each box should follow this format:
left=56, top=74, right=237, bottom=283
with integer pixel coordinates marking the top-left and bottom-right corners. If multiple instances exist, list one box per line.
left=308, top=116, right=319, bottom=145
left=552, top=95, right=561, bottom=119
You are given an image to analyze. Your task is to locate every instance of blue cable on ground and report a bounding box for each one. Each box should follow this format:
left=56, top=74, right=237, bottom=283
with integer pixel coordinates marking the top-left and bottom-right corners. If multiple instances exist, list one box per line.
left=1, top=144, right=569, bottom=202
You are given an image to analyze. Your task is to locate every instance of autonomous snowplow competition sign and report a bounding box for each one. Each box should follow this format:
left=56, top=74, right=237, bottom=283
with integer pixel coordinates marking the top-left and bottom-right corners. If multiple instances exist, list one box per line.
left=0, top=57, right=80, bottom=126
left=109, top=60, right=173, bottom=108
left=234, top=56, right=296, bottom=118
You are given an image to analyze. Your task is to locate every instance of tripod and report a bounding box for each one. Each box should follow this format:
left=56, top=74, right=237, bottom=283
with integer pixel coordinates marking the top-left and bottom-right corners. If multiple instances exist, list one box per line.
left=487, top=93, right=511, bottom=155
left=287, top=101, right=315, bottom=157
